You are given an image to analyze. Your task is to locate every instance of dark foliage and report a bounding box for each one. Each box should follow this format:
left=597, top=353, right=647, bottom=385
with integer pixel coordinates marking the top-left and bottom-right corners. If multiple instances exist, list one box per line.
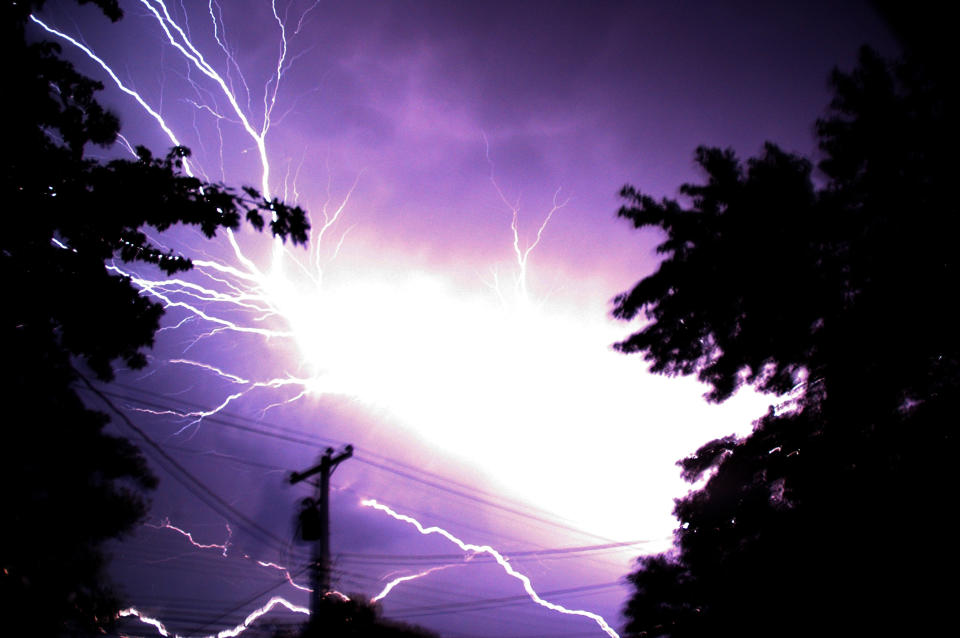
left=1, top=2, right=309, bottom=635
left=617, top=43, right=957, bottom=638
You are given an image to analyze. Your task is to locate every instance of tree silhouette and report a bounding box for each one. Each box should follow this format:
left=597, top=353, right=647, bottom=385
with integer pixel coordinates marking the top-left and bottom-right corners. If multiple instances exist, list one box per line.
left=1, top=2, right=308, bottom=635
left=617, top=42, right=956, bottom=638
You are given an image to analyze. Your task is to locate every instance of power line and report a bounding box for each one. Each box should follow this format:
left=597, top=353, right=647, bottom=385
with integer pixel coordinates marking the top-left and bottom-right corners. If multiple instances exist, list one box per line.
left=98, top=382, right=629, bottom=543
left=92, top=380, right=656, bottom=582
left=339, top=539, right=654, bottom=563
left=186, top=565, right=311, bottom=636
left=76, top=372, right=292, bottom=554
left=83, top=378, right=637, bottom=636
left=352, top=455, right=617, bottom=543
left=390, top=581, right=623, bottom=618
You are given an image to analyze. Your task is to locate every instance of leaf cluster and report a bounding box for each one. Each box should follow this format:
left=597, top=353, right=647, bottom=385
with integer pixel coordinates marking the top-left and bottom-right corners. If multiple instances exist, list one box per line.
left=619, top=45, right=958, bottom=637
left=613, top=144, right=823, bottom=403
left=1, top=2, right=309, bottom=635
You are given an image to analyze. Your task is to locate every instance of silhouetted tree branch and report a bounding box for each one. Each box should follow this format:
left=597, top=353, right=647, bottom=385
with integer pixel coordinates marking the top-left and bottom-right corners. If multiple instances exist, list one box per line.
left=1, top=2, right=309, bottom=635
left=618, top=39, right=957, bottom=638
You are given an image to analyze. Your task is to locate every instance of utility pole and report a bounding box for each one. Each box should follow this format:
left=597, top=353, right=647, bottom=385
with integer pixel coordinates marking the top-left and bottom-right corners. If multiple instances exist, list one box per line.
left=290, top=444, right=353, bottom=623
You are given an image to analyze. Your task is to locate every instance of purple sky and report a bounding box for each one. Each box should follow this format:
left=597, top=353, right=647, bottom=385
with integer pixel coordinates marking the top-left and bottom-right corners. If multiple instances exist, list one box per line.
left=32, top=2, right=894, bottom=637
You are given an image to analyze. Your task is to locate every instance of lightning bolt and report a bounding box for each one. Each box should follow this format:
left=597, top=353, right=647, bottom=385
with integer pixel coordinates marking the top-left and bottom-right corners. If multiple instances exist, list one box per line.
left=119, top=596, right=309, bottom=638
left=146, top=518, right=232, bottom=557
left=371, top=563, right=468, bottom=604
left=483, top=132, right=569, bottom=304
left=28, top=14, right=186, bottom=150
left=30, top=2, right=354, bottom=425
left=135, top=0, right=275, bottom=197
left=148, top=514, right=470, bottom=605
left=361, top=500, right=621, bottom=638
left=146, top=516, right=311, bottom=592
left=146, top=518, right=363, bottom=603
left=254, top=560, right=313, bottom=593
left=30, top=2, right=570, bottom=439
left=29, top=5, right=626, bottom=637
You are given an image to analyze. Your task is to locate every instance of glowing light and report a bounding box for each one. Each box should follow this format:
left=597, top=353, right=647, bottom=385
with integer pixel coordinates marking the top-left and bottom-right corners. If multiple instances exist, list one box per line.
left=325, top=590, right=352, bottom=603
left=134, top=0, right=277, bottom=198
left=120, top=597, right=308, bottom=638
left=32, top=0, right=771, bottom=589
left=31, top=0, right=766, bottom=543
left=362, top=500, right=621, bottom=638
left=372, top=563, right=466, bottom=603
left=28, top=15, right=186, bottom=151
left=146, top=518, right=232, bottom=557
left=149, top=517, right=313, bottom=593
left=30, top=1, right=579, bottom=435
left=254, top=560, right=313, bottom=593
left=484, top=131, right=569, bottom=301
left=30, top=2, right=592, bottom=449
left=24, top=6, right=765, bottom=638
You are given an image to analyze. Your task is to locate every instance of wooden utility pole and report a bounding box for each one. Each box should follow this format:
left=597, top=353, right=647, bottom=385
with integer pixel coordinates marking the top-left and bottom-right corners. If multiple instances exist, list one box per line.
left=290, top=444, right=353, bottom=622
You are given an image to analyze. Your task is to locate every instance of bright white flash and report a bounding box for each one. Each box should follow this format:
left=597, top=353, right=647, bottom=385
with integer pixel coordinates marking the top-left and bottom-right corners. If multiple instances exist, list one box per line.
left=27, top=0, right=748, bottom=547
left=32, top=0, right=641, bottom=471
left=28, top=2, right=769, bottom=635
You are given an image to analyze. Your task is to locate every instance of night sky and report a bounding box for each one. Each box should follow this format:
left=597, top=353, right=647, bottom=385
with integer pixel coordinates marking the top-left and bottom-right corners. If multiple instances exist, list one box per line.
left=30, top=2, right=894, bottom=637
